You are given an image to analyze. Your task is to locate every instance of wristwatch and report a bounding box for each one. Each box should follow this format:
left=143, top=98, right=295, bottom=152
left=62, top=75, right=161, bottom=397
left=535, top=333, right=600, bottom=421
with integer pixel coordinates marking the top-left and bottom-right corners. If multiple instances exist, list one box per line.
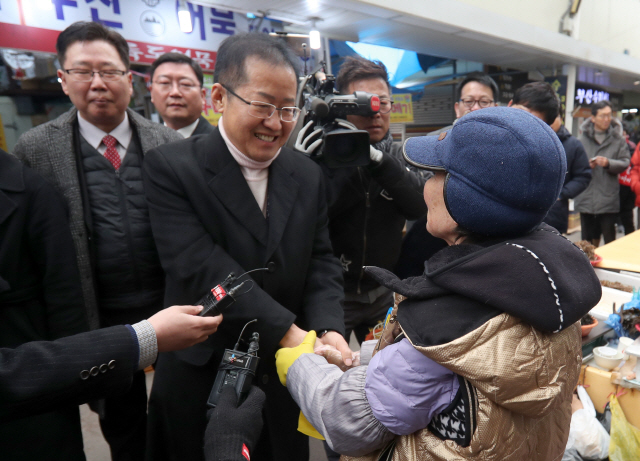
left=317, top=329, right=334, bottom=338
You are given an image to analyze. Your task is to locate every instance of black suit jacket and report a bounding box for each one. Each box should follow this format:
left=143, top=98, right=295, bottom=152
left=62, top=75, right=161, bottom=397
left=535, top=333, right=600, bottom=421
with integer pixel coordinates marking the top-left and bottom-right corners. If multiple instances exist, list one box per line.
left=0, top=150, right=87, bottom=345
left=191, top=116, right=215, bottom=137
left=0, top=325, right=135, bottom=422
left=143, top=128, right=344, bottom=367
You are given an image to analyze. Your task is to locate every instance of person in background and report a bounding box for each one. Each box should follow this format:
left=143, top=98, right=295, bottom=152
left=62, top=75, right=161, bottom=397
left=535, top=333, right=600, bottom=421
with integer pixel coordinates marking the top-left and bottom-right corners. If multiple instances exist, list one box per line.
left=574, top=100, right=630, bottom=246
left=295, top=55, right=427, bottom=345
left=628, top=142, right=640, bottom=229
left=0, top=149, right=88, bottom=460
left=618, top=127, right=636, bottom=234
left=149, top=52, right=214, bottom=137
left=508, top=81, right=591, bottom=234
left=276, top=107, right=601, bottom=461
left=13, top=21, right=182, bottom=461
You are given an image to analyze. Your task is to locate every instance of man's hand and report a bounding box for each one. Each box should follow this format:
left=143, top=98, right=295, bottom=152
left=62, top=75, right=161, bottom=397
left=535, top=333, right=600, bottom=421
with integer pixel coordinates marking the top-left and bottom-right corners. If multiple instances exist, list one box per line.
left=148, top=305, right=222, bottom=352
left=317, top=331, right=354, bottom=367
left=279, top=323, right=308, bottom=348
left=589, top=156, right=609, bottom=168
left=275, top=331, right=317, bottom=386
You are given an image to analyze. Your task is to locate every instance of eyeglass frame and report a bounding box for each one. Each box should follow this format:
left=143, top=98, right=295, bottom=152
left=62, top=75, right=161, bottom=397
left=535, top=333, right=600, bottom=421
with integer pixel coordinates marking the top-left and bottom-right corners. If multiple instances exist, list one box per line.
left=377, top=98, right=393, bottom=114
left=220, top=83, right=301, bottom=122
left=151, top=78, right=201, bottom=93
left=458, top=98, right=495, bottom=109
left=62, top=68, right=128, bottom=82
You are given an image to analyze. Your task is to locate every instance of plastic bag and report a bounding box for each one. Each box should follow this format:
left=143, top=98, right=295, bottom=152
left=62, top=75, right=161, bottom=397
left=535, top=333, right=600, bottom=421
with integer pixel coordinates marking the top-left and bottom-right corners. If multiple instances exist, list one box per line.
left=566, top=386, right=610, bottom=459
left=609, top=395, right=640, bottom=461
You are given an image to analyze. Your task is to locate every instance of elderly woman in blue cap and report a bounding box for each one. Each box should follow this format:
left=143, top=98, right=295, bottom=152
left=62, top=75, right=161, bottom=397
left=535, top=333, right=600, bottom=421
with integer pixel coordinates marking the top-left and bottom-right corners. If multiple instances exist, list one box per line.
left=276, top=107, right=602, bottom=461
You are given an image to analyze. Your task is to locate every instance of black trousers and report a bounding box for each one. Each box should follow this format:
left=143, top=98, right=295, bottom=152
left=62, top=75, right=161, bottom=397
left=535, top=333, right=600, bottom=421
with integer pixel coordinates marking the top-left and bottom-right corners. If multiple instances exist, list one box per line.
left=99, top=370, right=148, bottom=461
left=580, top=212, right=618, bottom=244
left=619, top=185, right=636, bottom=235
left=97, top=305, right=159, bottom=461
left=0, top=404, right=85, bottom=461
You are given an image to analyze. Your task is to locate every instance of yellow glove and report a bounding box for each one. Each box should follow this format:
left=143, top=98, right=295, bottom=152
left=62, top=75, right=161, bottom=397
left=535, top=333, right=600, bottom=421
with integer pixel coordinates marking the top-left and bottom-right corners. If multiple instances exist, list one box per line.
left=275, top=330, right=316, bottom=386
left=298, top=411, right=324, bottom=440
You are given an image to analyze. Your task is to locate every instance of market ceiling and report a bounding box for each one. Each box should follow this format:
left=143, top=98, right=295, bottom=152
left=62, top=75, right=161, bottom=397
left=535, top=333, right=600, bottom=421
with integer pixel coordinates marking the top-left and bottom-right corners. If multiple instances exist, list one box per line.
left=192, top=0, right=640, bottom=91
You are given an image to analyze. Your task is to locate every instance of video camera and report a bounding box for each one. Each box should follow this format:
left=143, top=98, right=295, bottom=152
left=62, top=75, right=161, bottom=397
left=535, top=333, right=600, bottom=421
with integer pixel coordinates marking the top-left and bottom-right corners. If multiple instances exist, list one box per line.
left=296, top=68, right=381, bottom=168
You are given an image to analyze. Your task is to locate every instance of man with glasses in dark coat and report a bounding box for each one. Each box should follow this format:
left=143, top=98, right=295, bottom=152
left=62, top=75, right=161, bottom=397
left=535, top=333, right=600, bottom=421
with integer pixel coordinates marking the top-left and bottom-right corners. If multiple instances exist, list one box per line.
left=143, top=33, right=349, bottom=461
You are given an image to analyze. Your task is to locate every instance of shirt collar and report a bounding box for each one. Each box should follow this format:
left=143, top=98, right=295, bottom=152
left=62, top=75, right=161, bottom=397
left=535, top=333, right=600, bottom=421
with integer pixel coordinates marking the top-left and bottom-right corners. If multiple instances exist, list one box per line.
left=167, top=118, right=200, bottom=138
left=78, top=112, right=132, bottom=150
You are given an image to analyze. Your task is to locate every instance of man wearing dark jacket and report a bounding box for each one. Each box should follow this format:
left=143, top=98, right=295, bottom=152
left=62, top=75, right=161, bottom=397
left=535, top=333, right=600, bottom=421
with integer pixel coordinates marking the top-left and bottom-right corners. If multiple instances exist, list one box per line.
left=508, top=82, right=592, bottom=234
left=547, top=120, right=592, bottom=233
left=0, top=149, right=88, bottom=460
left=295, top=56, right=427, bottom=344
left=13, top=22, right=182, bottom=460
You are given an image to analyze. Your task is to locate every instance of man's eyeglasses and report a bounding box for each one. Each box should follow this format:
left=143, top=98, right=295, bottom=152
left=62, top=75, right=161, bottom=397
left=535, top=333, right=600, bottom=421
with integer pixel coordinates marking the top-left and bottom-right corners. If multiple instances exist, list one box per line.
left=378, top=98, right=392, bottom=114
left=595, top=113, right=612, bottom=120
left=221, top=84, right=300, bottom=123
left=63, top=69, right=127, bottom=82
left=459, top=98, right=494, bottom=109
left=153, top=79, right=199, bottom=93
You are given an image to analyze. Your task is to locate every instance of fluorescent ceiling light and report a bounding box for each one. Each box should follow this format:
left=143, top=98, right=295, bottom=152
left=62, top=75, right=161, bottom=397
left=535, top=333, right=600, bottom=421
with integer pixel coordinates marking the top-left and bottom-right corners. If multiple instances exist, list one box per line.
left=178, top=0, right=193, bottom=33
left=310, top=30, right=321, bottom=50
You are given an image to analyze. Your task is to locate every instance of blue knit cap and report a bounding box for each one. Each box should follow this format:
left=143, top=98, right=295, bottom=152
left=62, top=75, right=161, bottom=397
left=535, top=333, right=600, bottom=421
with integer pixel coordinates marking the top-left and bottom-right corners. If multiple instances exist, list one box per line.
left=403, top=107, right=567, bottom=236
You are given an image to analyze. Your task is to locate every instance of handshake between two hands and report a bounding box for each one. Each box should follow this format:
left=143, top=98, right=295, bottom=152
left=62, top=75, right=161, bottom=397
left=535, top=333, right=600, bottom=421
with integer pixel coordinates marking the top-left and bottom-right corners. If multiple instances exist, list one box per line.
left=275, top=330, right=360, bottom=388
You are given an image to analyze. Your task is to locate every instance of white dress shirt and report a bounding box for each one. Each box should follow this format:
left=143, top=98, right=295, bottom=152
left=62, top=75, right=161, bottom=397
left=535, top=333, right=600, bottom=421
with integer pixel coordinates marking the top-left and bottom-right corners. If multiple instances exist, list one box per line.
left=78, top=112, right=132, bottom=161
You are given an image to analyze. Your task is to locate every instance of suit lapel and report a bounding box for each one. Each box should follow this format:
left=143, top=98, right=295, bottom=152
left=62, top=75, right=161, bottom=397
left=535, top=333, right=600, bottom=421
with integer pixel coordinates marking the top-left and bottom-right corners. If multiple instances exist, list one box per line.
left=265, top=155, right=299, bottom=259
left=203, top=132, right=269, bottom=246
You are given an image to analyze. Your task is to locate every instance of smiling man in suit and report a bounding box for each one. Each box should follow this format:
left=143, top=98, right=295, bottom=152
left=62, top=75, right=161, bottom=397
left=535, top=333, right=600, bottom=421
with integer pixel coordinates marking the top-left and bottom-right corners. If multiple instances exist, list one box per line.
left=143, top=33, right=349, bottom=461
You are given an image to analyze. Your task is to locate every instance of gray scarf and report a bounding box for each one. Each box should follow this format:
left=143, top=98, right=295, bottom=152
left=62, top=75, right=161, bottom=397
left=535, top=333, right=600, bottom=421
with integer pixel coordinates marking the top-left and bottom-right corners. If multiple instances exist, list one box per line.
left=373, top=130, right=394, bottom=153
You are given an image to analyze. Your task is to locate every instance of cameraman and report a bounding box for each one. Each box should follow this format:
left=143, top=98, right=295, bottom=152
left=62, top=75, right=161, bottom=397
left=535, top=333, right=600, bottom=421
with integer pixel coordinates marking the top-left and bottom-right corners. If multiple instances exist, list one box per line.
left=296, top=56, right=427, bottom=345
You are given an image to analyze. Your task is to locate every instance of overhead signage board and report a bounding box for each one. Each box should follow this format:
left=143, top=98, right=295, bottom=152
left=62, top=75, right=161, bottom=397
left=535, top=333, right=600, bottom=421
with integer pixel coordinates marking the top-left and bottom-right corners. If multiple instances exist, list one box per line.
left=390, top=94, right=414, bottom=123
left=574, top=81, right=623, bottom=111
left=0, top=0, right=281, bottom=70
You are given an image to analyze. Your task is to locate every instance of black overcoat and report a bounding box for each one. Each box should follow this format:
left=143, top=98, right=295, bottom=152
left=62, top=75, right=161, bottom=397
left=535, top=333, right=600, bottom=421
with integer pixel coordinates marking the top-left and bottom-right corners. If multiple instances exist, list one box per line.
left=143, top=128, right=345, bottom=461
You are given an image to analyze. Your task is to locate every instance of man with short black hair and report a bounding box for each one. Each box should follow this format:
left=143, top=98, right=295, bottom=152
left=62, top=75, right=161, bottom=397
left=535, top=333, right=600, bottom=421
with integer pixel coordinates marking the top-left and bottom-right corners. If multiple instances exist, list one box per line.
left=149, top=52, right=213, bottom=137
left=13, top=21, right=182, bottom=460
left=454, top=71, right=499, bottom=119
left=508, top=82, right=592, bottom=234
left=144, top=33, right=348, bottom=461
left=575, top=100, right=630, bottom=245
left=295, top=55, right=427, bottom=346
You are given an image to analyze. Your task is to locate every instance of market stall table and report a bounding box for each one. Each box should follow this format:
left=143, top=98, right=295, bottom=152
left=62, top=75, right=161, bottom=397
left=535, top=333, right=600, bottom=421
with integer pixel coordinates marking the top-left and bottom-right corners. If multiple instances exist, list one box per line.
left=594, top=229, right=640, bottom=273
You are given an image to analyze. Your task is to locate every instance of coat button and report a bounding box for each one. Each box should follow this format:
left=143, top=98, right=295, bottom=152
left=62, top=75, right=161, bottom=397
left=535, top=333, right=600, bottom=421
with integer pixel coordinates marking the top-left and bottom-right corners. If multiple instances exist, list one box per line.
left=108, top=360, right=116, bottom=369
left=267, top=261, right=276, bottom=273
left=90, top=366, right=99, bottom=377
left=80, top=370, right=90, bottom=380
left=262, top=374, right=269, bottom=384
left=99, top=364, right=108, bottom=373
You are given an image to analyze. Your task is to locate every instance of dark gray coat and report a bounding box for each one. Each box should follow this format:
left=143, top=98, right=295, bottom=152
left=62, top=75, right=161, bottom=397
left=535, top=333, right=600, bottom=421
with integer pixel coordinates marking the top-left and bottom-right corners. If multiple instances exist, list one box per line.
left=13, top=108, right=182, bottom=328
